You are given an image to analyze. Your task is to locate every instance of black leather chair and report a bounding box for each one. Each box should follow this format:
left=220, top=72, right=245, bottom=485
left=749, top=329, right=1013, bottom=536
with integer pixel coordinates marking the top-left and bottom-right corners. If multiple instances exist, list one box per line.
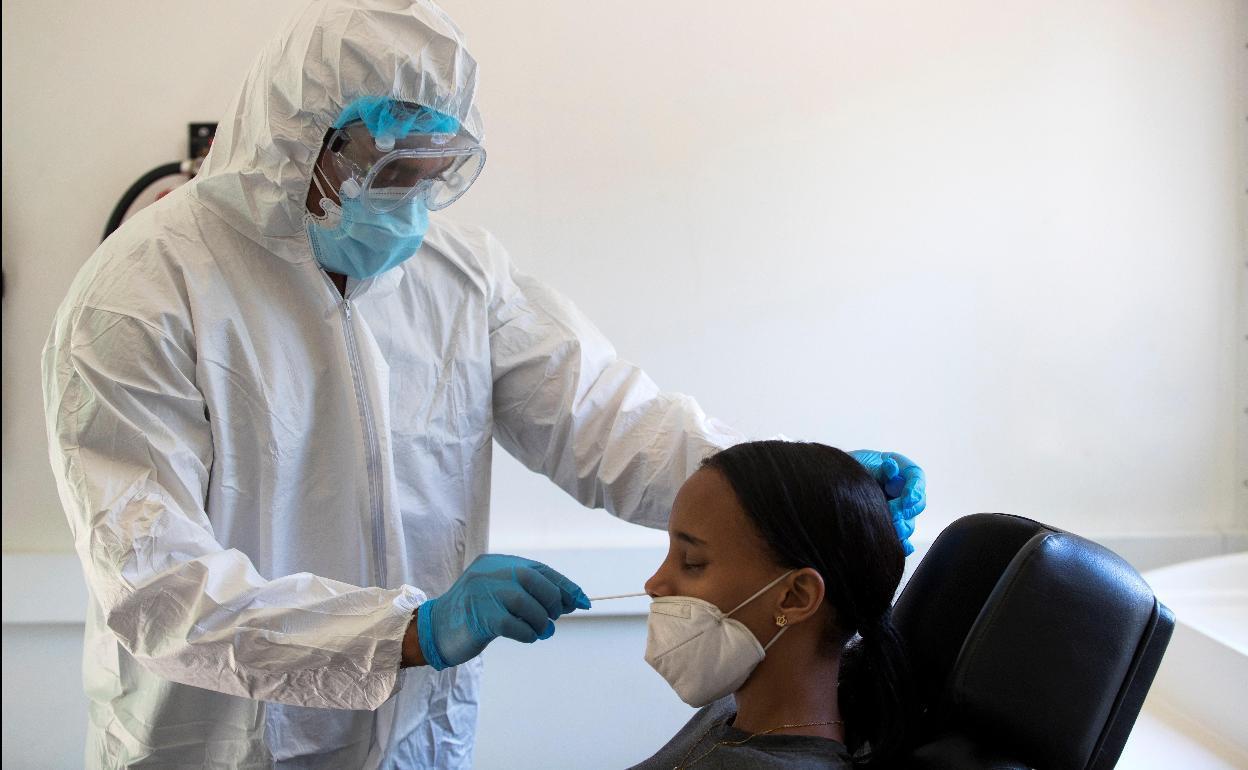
left=891, top=513, right=1174, bottom=769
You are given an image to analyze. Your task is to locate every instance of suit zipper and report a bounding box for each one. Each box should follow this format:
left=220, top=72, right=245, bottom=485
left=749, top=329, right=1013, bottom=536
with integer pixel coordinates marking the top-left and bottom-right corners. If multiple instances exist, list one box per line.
left=339, top=296, right=387, bottom=588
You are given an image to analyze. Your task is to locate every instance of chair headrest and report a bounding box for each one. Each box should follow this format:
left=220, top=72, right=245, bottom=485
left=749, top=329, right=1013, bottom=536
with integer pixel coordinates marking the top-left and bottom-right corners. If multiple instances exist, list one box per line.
left=894, top=514, right=1168, bottom=770
left=950, top=531, right=1158, bottom=769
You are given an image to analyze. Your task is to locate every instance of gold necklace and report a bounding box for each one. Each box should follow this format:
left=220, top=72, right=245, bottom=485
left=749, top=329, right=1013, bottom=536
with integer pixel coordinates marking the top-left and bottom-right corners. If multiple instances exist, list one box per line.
left=672, top=717, right=843, bottom=770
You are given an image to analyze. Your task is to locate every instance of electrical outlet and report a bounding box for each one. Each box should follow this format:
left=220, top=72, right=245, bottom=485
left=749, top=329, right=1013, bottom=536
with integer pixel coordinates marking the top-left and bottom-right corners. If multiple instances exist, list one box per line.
left=189, top=123, right=218, bottom=161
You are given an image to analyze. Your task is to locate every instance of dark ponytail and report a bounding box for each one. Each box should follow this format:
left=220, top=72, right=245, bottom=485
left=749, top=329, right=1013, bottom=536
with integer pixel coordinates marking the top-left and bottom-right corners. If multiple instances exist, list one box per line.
left=840, top=610, right=914, bottom=765
left=702, top=441, right=916, bottom=765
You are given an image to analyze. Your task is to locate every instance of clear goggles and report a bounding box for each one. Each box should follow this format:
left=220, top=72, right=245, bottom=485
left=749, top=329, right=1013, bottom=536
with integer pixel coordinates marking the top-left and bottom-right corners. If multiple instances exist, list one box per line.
left=321, top=120, right=486, bottom=213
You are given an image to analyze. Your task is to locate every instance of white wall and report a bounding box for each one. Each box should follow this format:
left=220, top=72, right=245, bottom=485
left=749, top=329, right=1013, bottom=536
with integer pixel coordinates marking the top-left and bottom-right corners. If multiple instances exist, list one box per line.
left=451, top=0, right=1248, bottom=552
left=1238, top=0, right=1248, bottom=550
left=2, top=0, right=1245, bottom=767
left=3, top=0, right=1245, bottom=555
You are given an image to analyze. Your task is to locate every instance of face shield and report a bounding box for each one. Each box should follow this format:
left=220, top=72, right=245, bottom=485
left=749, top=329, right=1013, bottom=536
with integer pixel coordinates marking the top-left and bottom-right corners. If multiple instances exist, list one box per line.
left=317, top=99, right=486, bottom=215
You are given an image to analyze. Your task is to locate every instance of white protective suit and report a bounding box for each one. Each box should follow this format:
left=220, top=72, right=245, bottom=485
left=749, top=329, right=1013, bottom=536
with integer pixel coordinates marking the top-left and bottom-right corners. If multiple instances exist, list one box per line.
left=42, top=1, right=742, bottom=766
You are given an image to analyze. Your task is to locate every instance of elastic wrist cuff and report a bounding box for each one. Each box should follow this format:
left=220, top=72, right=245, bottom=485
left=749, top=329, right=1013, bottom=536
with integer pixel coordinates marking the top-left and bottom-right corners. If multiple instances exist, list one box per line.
left=416, top=599, right=449, bottom=671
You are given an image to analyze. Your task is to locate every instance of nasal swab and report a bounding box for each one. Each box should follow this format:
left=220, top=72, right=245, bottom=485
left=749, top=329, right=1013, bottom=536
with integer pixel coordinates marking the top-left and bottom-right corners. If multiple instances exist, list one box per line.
left=587, top=592, right=648, bottom=601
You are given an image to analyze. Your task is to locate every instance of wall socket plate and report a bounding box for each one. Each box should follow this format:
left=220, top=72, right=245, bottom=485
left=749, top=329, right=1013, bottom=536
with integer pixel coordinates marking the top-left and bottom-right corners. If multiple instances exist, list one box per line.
left=189, top=122, right=218, bottom=161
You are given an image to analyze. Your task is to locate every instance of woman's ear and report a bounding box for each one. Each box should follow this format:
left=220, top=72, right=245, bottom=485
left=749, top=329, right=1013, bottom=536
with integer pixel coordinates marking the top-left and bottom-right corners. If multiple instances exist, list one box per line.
left=777, top=567, right=825, bottom=625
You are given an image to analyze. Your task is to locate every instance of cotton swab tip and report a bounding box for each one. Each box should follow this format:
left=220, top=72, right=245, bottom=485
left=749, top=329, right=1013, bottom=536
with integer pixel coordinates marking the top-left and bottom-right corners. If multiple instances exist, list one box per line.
left=586, top=592, right=648, bottom=602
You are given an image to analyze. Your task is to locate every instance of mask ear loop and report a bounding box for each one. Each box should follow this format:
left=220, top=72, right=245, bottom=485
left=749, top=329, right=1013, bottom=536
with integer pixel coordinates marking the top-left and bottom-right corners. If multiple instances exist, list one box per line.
left=310, top=162, right=340, bottom=211
left=315, top=134, right=366, bottom=201
left=726, top=570, right=795, bottom=617
left=724, top=570, right=795, bottom=651
left=763, top=624, right=789, bottom=651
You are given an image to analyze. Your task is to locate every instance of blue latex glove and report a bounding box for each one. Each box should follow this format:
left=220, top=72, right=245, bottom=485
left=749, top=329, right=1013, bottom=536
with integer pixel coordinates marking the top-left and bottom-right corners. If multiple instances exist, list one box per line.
left=849, top=450, right=927, bottom=556
left=416, top=554, right=591, bottom=670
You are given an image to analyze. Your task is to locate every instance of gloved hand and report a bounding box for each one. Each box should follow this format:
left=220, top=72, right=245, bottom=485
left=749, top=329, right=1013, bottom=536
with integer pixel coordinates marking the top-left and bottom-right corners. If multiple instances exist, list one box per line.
left=849, top=450, right=926, bottom=556
left=416, top=553, right=591, bottom=670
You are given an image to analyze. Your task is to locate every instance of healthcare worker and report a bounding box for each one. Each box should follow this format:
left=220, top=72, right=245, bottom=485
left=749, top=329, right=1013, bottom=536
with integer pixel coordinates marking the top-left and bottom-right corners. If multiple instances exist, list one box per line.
left=41, top=1, right=926, bottom=767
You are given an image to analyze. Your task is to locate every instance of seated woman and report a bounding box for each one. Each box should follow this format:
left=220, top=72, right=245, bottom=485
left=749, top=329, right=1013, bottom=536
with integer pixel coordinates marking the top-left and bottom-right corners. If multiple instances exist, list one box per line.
left=630, top=440, right=914, bottom=769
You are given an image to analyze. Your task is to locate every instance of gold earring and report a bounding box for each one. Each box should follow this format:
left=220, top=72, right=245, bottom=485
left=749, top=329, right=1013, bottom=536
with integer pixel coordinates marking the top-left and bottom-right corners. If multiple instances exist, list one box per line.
left=775, top=614, right=788, bottom=627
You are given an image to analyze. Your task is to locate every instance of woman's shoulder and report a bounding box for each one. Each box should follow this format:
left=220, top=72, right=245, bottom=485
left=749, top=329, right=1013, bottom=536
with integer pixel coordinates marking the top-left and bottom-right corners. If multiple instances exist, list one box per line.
left=626, top=698, right=853, bottom=770
left=625, top=699, right=736, bottom=770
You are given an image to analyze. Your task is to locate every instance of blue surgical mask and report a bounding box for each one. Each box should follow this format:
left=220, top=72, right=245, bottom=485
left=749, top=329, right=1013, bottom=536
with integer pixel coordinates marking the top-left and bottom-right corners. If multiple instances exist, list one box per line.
left=306, top=192, right=429, bottom=280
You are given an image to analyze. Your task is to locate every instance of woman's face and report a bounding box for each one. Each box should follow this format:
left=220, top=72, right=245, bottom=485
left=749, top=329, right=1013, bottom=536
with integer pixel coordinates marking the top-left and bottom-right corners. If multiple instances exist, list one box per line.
left=644, top=467, right=789, bottom=643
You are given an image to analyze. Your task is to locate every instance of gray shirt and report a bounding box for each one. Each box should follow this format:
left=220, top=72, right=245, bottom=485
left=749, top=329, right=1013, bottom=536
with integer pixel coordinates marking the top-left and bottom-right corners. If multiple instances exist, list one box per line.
left=628, top=698, right=854, bottom=769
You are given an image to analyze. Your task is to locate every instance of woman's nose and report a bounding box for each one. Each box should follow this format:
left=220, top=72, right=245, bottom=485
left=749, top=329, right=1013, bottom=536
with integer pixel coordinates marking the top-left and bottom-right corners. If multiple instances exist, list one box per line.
left=644, top=567, right=669, bottom=598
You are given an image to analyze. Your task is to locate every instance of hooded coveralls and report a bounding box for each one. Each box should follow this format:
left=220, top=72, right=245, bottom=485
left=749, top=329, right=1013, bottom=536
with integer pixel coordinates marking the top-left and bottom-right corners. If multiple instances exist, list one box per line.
left=41, top=1, right=742, bottom=766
